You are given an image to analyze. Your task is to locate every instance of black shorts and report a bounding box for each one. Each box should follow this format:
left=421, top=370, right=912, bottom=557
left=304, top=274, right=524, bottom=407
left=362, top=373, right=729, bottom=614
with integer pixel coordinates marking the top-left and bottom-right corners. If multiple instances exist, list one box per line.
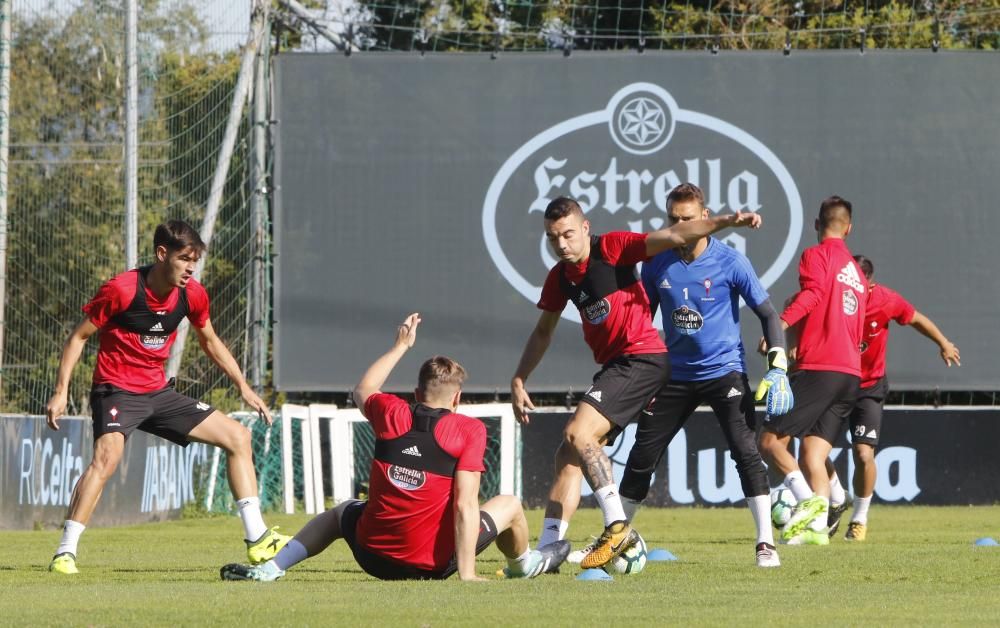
left=621, top=370, right=769, bottom=501
left=578, top=353, right=671, bottom=442
left=850, top=377, right=888, bottom=446
left=762, top=370, right=859, bottom=444
left=340, top=500, right=498, bottom=580
left=90, top=380, right=215, bottom=446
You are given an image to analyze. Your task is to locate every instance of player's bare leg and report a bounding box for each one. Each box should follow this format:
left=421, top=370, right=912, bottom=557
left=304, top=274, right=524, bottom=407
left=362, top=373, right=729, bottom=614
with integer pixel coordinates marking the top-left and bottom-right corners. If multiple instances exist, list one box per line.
left=50, top=432, right=125, bottom=573
left=537, top=441, right=583, bottom=548
left=189, top=411, right=289, bottom=560
left=846, top=443, right=876, bottom=541
left=563, top=404, right=635, bottom=568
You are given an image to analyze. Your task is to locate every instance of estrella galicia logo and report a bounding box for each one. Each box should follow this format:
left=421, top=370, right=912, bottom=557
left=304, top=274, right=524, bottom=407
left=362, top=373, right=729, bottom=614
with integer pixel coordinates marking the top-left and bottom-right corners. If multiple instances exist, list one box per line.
left=388, top=465, right=426, bottom=491
left=582, top=298, right=611, bottom=325
left=671, top=305, right=704, bottom=335
left=483, top=83, right=803, bottom=323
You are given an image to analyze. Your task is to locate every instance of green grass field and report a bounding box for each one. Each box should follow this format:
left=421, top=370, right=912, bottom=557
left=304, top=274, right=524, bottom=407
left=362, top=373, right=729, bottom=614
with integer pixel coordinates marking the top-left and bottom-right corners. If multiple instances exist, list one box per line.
left=3, top=506, right=1000, bottom=627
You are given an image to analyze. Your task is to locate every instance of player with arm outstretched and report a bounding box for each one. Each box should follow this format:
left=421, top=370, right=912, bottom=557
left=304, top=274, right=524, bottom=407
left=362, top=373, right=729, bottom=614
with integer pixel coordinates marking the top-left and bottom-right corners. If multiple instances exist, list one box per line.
left=222, top=314, right=569, bottom=582
left=510, top=195, right=761, bottom=569
left=46, top=220, right=287, bottom=575
left=603, top=183, right=788, bottom=568
left=758, top=196, right=866, bottom=546
left=825, top=255, right=960, bottom=541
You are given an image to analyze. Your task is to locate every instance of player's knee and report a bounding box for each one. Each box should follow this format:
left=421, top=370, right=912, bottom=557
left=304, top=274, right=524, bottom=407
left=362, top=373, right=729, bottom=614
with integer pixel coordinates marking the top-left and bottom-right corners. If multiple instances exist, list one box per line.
left=854, top=445, right=876, bottom=466
left=89, top=450, right=122, bottom=480
left=222, top=422, right=252, bottom=455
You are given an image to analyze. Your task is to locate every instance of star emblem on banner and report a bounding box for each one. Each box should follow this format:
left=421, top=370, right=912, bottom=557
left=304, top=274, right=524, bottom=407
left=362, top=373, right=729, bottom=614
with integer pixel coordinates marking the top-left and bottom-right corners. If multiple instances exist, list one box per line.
left=618, top=97, right=666, bottom=146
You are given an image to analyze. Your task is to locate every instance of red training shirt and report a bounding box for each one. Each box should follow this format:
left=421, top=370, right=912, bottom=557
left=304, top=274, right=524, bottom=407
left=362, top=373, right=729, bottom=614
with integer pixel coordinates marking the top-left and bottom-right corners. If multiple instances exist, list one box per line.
left=83, top=269, right=210, bottom=393
left=781, top=238, right=865, bottom=377
left=357, top=393, right=487, bottom=572
left=537, top=231, right=665, bottom=364
left=860, top=283, right=915, bottom=388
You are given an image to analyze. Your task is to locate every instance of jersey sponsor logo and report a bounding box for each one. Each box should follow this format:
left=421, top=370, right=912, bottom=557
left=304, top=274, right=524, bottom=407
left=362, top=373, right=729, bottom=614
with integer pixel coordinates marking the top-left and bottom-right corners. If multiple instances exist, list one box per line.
left=837, top=262, right=865, bottom=293
left=149, top=322, right=165, bottom=332
left=659, top=278, right=671, bottom=289
left=581, top=298, right=611, bottom=325
left=483, top=83, right=804, bottom=325
left=671, top=305, right=704, bottom=335
left=402, top=445, right=422, bottom=457
left=140, top=334, right=168, bottom=350
left=578, top=290, right=590, bottom=302
left=387, top=465, right=427, bottom=491
left=842, top=289, right=859, bottom=316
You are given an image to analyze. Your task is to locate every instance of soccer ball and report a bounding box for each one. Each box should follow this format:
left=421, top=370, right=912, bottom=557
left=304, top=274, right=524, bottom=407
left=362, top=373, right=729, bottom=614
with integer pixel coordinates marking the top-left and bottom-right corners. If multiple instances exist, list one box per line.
left=770, top=488, right=798, bottom=528
left=604, top=531, right=648, bottom=575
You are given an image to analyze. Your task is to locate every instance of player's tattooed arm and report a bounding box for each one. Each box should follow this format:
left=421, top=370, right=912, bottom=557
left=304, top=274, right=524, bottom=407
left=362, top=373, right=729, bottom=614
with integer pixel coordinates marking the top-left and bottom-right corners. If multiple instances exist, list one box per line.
left=580, top=444, right=615, bottom=490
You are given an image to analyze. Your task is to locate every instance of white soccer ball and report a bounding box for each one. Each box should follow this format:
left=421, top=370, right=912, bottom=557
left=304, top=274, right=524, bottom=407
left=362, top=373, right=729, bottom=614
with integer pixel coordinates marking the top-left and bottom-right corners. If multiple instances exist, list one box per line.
left=770, top=488, right=798, bottom=528
left=605, top=531, right=648, bottom=575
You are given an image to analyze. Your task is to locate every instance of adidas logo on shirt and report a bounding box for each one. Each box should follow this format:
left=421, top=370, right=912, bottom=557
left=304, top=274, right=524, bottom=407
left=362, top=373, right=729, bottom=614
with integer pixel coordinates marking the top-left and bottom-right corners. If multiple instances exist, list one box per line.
left=402, top=445, right=422, bottom=457
left=659, top=278, right=671, bottom=289
left=579, top=290, right=590, bottom=302
left=837, top=262, right=865, bottom=292
left=149, top=322, right=165, bottom=332
left=726, top=387, right=742, bottom=398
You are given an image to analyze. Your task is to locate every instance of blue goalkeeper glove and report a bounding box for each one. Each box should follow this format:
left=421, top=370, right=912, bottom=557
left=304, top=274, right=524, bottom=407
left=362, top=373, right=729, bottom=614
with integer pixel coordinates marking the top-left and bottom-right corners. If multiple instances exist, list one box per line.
left=754, top=348, right=793, bottom=416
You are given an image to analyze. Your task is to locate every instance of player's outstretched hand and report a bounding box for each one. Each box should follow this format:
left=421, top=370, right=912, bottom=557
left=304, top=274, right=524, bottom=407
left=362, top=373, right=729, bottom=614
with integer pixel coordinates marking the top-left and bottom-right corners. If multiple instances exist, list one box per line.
left=241, top=386, right=273, bottom=425
left=941, top=341, right=961, bottom=367
left=510, top=378, right=535, bottom=425
left=396, top=313, right=421, bottom=349
left=46, top=391, right=67, bottom=431
left=731, top=211, right=762, bottom=229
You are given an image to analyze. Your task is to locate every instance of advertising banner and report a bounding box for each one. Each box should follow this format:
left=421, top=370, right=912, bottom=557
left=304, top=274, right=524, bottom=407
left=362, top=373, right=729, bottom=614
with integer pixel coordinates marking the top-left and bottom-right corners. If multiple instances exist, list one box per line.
left=519, top=408, right=1000, bottom=506
left=273, top=52, right=1000, bottom=392
left=1, top=416, right=208, bottom=529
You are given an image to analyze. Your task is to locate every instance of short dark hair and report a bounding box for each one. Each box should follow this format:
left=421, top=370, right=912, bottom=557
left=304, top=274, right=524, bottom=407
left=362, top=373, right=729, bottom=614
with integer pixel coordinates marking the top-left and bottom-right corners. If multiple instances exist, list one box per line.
left=854, top=254, right=874, bottom=280
left=667, top=182, right=705, bottom=209
left=543, top=197, right=583, bottom=222
left=154, top=220, right=206, bottom=255
left=417, top=355, right=467, bottom=397
left=818, top=195, right=853, bottom=228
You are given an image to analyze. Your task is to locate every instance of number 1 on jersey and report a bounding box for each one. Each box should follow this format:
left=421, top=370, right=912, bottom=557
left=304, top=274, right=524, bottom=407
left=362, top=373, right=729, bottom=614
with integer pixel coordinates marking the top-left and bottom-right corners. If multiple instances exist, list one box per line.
left=683, top=287, right=689, bottom=301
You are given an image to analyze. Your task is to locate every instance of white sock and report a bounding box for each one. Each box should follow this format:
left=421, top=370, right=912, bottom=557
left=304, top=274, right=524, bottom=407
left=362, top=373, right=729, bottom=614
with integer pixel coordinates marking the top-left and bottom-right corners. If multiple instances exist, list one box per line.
left=594, top=485, right=627, bottom=527
left=273, top=539, right=309, bottom=570
left=809, top=496, right=830, bottom=531
left=237, top=496, right=268, bottom=541
left=506, top=549, right=533, bottom=574
left=783, top=470, right=813, bottom=503
left=56, top=520, right=86, bottom=557
left=852, top=495, right=872, bottom=524
left=622, top=497, right=642, bottom=524
left=747, top=495, right=775, bottom=546
left=537, top=518, right=569, bottom=548
left=829, top=472, right=847, bottom=506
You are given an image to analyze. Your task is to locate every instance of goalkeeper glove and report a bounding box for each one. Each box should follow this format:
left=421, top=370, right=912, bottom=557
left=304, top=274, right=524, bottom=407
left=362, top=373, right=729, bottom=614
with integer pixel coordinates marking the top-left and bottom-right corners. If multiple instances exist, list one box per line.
left=755, top=347, right=793, bottom=416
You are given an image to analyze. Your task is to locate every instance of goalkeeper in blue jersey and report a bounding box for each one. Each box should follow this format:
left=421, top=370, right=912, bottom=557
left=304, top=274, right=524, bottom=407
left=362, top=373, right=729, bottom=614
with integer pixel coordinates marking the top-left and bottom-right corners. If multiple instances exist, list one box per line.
left=610, top=183, right=790, bottom=568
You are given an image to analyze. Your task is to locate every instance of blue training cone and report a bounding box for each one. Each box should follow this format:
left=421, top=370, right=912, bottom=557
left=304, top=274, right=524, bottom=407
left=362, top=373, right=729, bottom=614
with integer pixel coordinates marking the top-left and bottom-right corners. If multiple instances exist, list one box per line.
left=974, top=537, right=998, bottom=547
left=576, top=568, right=613, bottom=581
left=647, top=548, right=678, bottom=561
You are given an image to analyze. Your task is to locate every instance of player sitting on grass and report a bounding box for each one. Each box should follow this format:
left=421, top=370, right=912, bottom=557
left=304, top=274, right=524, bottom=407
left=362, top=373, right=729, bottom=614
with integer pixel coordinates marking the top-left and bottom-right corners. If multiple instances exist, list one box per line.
left=46, top=220, right=288, bottom=574
left=222, top=314, right=569, bottom=582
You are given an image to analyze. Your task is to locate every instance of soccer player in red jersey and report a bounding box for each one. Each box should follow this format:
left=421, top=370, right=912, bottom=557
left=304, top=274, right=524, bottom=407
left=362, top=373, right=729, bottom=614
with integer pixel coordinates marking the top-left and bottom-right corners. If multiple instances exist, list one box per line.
left=222, top=314, right=569, bottom=582
left=510, top=196, right=761, bottom=568
left=45, top=221, right=287, bottom=575
left=758, top=196, right=866, bottom=545
left=826, top=255, right=960, bottom=541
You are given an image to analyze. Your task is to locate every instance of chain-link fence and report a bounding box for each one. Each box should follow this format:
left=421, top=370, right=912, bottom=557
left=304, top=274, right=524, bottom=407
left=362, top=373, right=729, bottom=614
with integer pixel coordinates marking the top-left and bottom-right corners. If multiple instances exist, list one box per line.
left=5, top=0, right=263, bottom=415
